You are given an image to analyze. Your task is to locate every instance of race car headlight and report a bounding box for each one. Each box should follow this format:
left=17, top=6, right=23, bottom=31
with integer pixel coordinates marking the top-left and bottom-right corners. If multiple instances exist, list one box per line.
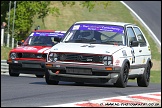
left=102, top=56, right=113, bottom=66
left=10, top=52, right=17, bottom=59
left=48, top=53, right=58, bottom=62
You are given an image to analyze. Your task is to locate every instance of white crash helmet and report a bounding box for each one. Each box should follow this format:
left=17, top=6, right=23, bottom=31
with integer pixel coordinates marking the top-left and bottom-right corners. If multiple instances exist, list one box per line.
left=80, top=30, right=94, bottom=39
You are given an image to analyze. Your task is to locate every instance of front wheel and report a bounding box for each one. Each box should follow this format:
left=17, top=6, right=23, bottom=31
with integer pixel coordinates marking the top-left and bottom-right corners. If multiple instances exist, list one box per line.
left=45, top=69, right=59, bottom=85
left=9, top=65, right=20, bottom=77
left=114, top=63, right=129, bottom=88
left=137, top=63, right=151, bottom=87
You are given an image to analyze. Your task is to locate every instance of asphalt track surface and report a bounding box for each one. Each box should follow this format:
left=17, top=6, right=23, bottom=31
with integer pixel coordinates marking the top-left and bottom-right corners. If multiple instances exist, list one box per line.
left=1, top=73, right=161, bottom=107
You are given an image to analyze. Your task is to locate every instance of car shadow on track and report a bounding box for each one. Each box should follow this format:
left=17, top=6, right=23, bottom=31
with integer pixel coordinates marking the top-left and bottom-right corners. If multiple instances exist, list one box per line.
left=29, top=81, right=140, bottom=88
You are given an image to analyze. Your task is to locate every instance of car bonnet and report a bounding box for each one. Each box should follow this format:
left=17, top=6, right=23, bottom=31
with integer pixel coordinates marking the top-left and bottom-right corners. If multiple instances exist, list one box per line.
left=50, top=43, right=125, bottom=55
left=10, top=46, right=52, bottom=54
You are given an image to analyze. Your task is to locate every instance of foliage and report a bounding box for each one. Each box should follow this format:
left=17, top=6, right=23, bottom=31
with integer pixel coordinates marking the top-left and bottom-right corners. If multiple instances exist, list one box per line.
left=1, top=1, right=12, bottom=23
left=80, top=1, right=111, bottom=11
left=5, top=1, right=61, bottom=41
left=60, top=1, right=112, bottom=12
left=1, top=1, right=111, bottom=41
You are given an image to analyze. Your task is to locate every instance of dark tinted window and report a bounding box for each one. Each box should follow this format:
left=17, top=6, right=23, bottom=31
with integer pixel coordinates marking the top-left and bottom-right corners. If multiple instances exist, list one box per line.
left=133, top=27, right=146, bottom=47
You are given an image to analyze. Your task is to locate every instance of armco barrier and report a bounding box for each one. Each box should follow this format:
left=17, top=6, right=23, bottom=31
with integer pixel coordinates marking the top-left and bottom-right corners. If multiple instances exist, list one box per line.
left=1, top=60, right=9, bottom=73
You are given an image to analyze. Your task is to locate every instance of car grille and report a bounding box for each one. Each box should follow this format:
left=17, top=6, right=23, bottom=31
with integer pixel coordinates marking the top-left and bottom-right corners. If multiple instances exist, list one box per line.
left=58, top=53, right=103, bottom=63
left=17, top=53, right=46, bottom=59
left=66, top=67, right=92, bottom=75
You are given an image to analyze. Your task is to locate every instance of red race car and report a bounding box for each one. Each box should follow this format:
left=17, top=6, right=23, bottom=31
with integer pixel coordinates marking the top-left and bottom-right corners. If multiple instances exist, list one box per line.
left=7, top=30, right=66, bottom=78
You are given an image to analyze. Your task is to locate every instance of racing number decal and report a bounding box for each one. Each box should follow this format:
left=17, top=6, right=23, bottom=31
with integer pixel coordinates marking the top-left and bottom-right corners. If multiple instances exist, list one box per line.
left=122, top=50, right=127, bottom=56
left=131, top=48, right=135, bottom=64
left=23, top=47, right=37, bottom=50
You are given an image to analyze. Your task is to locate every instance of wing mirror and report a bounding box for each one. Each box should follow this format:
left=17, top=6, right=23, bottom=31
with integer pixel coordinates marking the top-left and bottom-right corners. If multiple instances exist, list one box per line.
left=130, top=40, right=139, bottom=47
left=54, top=37, right=62, bottom=43
left=17, top=40, right=24, bottom=46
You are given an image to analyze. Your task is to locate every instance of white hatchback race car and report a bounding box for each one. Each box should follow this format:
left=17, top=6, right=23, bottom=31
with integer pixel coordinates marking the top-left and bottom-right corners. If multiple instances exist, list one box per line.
left=45, top=21, right=153, bottom=88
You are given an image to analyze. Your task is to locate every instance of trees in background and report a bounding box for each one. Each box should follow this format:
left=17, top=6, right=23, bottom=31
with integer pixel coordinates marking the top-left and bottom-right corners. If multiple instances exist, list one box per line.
left=1, top=1, right=111, bottom=41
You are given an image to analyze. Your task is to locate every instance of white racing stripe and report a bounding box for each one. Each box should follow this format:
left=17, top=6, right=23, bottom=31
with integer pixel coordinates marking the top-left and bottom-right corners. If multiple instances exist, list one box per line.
left=44, top=49, right=51, bottom=53
left=38, top=48, right=50, bottom=53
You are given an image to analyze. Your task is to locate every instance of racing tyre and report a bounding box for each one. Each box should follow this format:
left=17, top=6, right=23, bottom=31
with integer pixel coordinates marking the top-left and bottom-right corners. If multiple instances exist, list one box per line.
left=114, top=63, right=129, bottom=88
left=45, top=69, right=59, bottom=85
left=137, top=63, right=150, bottom=87
left=35, top=75, right=44, bottom=78
left=9, top=65, right=20, bottom=77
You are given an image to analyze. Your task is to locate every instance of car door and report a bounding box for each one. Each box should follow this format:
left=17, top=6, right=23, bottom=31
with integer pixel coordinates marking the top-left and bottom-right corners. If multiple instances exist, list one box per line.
left=133, top=26, right=151, bottom=65
left=126, top=26, right=143, bottom=74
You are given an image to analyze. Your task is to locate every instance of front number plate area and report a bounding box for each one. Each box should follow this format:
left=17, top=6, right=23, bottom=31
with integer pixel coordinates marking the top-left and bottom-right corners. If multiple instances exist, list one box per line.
left=66, top=67, right=92, bottom=75
left=22, top=64, right=41, bottom=68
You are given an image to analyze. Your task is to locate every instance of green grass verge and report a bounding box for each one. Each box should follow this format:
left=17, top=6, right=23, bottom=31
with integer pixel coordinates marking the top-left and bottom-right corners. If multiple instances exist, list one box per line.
left=150, top=70, right=161, bottom=83
left=1, top=46, right=12, bottom=60
left=129, top=70, right=161, bottom=84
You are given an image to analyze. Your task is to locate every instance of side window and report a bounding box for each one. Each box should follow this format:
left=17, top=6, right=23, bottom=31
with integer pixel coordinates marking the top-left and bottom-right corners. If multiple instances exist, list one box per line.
left=126, top=27, right=137, bottom=46
left=133, top=27, right=147, bottom=47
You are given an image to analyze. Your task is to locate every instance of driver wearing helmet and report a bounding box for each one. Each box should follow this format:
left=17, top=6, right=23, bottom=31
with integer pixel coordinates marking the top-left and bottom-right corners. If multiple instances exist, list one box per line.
left=79, top=30, right=94, bottom=40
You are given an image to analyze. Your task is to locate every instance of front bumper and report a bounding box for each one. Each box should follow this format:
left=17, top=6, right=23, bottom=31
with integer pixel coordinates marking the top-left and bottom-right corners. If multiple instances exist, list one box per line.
left=45, top=62, right=121, bottom=83
left=7, top=59, right=46, bottom=75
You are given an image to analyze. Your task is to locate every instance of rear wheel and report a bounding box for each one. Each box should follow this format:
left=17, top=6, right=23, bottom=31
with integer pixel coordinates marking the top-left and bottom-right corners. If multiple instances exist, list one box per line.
left=114, top=63, right=129, bottom=88
left=9, top=65, right=20, bottom=77
left=45, top=69, right=59, bottom=85
left=137, top=63, right=150, bottom=87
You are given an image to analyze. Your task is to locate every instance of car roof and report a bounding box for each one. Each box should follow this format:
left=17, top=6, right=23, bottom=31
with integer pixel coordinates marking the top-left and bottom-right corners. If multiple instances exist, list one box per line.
left=74, top=21, right=134, bottom=26
left=33, top=30, right=66, bottom=33
left=33, top=30, right=55, bottom=32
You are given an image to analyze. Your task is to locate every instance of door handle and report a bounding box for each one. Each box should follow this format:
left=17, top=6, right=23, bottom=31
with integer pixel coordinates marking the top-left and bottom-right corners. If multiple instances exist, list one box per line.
left=139, top=50, right=142, bottom=52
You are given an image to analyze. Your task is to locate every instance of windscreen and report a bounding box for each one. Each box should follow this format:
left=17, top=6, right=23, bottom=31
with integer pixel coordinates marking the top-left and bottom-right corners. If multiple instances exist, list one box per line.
left=23, top=32, right=65, bottom=46
left=63, top=23, right=125, bottom=45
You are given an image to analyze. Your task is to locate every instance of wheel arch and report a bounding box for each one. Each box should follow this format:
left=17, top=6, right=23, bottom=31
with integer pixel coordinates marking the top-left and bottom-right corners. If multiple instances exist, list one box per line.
left=146, top=58, right=153, bottom=68
left=121, top=59, right=130, bottom=71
